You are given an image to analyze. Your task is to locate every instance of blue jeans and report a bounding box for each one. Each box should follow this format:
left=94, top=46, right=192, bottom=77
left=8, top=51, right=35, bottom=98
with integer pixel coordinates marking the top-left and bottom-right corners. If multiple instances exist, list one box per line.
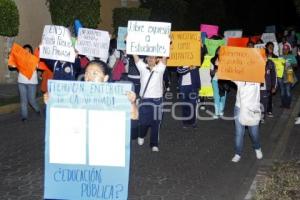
left=18, top=83, right=40, bottom=119
left=234, top=107, right=261, bottom=156
left=278, top=78, right=292, bottom=107
left=212, top=80, right=226, bottom=115
left=179, top=85, right=198, bottom=126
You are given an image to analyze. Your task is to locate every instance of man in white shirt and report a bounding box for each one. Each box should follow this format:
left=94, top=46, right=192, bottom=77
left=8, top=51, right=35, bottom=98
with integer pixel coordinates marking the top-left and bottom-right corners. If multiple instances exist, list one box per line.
left=133, top=55, right=167, bottom=152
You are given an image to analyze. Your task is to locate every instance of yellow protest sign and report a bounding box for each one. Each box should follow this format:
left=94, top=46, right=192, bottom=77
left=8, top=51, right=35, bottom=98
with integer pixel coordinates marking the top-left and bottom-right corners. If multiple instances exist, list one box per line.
left=269, top=58, right=285, bottom=78
left=167, top=31, right=201, bottom=67
left=218, top=46, right=266, bottom=83
left=199, top=86, right=213, bottom=97
left=201, top=55, right=213, bottom=68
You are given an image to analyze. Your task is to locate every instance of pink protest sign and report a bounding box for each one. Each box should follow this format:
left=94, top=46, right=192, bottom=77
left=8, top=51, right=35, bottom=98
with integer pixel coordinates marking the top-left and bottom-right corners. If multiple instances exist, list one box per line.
left=200, top=24, right=219, bottom=38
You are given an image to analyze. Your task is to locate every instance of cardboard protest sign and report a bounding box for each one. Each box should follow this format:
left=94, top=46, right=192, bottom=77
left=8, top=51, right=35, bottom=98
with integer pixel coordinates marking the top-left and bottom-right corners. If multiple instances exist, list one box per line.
left=44, top=80, right=132, bottom=200
left=200, top=24, right=219, bottom=38
left=218, top=46, right=266, bottom=83
left=167, top=31, right=201, bottom=66
left=224, top=30, right=243, bottom=40
left=40, top=25, right=76, bottom=63
left=117, top=27, right=127, bottom=50
left=205, top=39, right=226, bottom=56
left=126, top=20, right=171, bottom=57
left=269, top=57, right=285, bottom=78
left=76, top=28, right=110, bottom=62
left=8, top=43, right=38, bottom=79
left=261, top=33, right=277, bottom=43
left=227, top=37, right=249, bottom=47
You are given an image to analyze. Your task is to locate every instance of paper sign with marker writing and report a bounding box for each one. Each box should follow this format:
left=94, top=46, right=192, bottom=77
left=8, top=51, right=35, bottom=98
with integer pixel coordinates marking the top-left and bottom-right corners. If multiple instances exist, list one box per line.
left=200, top=24, right=219, bottom=38
left=218, top=46, right=266, bottom=83
left=205, top=39, right=226, bottom=56
left=40, top=25, right=76, bottom=63
left=76, top=28, right=110, bottom=62
left=44, top=80, right=132, bottom=200
left=126, top=20, right=171, bottom=57
left=8, top=43, right=38, bottom=79
left=167, top=31, right=201, bottom=66
left=117, top=27, right=127, bottom=50
left=227, top=37, right=249, bottom=47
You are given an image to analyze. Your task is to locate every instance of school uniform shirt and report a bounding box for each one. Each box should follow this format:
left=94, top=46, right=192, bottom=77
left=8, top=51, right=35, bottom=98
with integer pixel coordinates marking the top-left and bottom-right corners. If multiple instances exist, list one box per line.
left=235, top=81, right=260, bottom=109
left=18, top=70, right=38, bottom=84
left=136, top=60, right=166, bottom=98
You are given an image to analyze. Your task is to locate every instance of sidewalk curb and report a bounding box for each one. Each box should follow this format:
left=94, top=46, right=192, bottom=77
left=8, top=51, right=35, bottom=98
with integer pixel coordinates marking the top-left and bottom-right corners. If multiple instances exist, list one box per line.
left=244, top=92, right=300, bottom=200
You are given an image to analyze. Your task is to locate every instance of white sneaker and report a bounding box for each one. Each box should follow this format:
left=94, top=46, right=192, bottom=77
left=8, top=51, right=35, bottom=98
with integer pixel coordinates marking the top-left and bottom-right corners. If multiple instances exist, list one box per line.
left=137, top=137, right=144, bottom=146
left=152, top=146, right=159, bottom=152
left=295, top=117, right=300, bottom=125
left=231, top=154, right=241, bottom=162
left=255, top=149, right=263, bottom=159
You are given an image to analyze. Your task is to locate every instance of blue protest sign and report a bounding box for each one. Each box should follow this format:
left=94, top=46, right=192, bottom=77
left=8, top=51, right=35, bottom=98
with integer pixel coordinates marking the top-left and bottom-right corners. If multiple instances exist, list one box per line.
left=74, top=19, right=83, bottom=36
left=201, top=32, right=207, bottom=45
left=44, top=80, right=132, bottom=200
left=117, top=27, right=127, bottom=50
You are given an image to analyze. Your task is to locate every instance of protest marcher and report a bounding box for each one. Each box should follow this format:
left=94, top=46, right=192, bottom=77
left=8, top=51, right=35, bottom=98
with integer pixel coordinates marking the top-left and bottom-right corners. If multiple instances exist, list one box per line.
left=127, top=55, right=141, bottom=96
left=265, top=42, right=278, bottom=117
left=43, top=56, right=81, bottom=81
left=279, top=36, right=292, bottom=56
left=232, top=81, right=263, bottom=162
left=257, top=42, right=277, bottom=123
left=9, top=44, right=41, bottom=122
left=177, top=65, right=200, bottom=128
left=279, top=44, right=298, bottom=108
left=210, top=47, right=228, bottom=118
left=133, top=55, right=167, bottom=152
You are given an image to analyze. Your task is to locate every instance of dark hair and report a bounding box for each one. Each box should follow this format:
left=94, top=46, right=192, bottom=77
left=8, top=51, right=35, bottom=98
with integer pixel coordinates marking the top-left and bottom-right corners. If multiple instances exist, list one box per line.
left=265, top=41, right=274, bottom=48
left=109, top=38, right=117, bottom=56
left=86, top=60, right=111, bottom=76
left=247, top=41, right=255, bottom=47
left=22, top=44, right=33, bottom=54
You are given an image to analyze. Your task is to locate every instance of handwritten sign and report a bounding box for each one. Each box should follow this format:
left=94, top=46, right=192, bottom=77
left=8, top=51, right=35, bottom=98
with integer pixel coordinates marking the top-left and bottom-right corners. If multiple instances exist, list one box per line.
left=76, top=28, right=110, bottom=62
left=205, top=39, right=226, bottom=56
left=218, top=46, right=266, bottom=83
left=200, top=24, right=219, bottom=38
left=126, top=20, right=171, bottom=57
left=261, top=33, right=277, bottom=43
left=44, top=80, right=132, bottom=200
left=224, top=30, right=243, bottom=41
left=227, top=37, right=249, bottom=47
left=40, top=25, right=76, bottom=63
left=117, top=27, right=127, bottom=50
left=167, top=31, right=201, bottom=66
left=8, top=43, right=38, bottom=79
left=269, top=58, right=285, bottom=78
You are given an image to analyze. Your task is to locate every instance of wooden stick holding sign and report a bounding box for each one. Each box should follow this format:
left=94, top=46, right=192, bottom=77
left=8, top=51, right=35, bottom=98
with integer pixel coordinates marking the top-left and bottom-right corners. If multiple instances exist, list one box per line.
left=218, top=46, right=266, bottom=83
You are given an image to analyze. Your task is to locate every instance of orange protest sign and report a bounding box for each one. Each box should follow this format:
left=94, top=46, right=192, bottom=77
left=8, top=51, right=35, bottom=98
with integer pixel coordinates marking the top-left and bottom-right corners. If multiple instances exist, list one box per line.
left=167, top=31, right=201, bottom=66
left=34, top=48, right=50, bottom=71
left=227, top=37, right=249, bottom=47
left=218, top=46, right=266, bottom=83
left=8, top=43, right=39, bottom=79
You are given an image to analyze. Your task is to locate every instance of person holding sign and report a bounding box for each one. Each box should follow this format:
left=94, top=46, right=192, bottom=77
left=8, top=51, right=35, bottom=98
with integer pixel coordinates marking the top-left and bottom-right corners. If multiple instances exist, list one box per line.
left=231, top=81, right=263, bottom=162
left=210, top=47, right=229, bottom=118
left=133, top=55, right=167, bottom=152
left=177, top=65, right=200, bottom=128
left=9, top=44, right=41, bottom=122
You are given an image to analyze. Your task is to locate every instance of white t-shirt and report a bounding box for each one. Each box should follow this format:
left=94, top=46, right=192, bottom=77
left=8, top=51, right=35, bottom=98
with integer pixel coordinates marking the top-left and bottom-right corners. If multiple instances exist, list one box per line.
left=136, top=60, right=166, bottom=98
left=235, top=81, right=260, bottom=108
left=18, top=70, right=38, bottom=84
left=181, top=72, right=192, bottom=86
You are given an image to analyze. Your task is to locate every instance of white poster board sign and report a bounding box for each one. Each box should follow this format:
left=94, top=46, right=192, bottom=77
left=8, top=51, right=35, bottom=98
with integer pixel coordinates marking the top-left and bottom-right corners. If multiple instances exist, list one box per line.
left=76, top=28, right=110, bottom=62
left=126, top=20, right=171, bottom=57
left=40, top=25, right=76, bottom=63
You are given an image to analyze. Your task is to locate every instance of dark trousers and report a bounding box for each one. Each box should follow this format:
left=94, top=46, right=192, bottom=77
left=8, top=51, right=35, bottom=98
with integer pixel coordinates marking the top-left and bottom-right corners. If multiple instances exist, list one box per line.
left=260, top=90, right=270, bottom=119
left=180, top=85, right=198, bottom=125
left=138, top=98, right=163, bottom=147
